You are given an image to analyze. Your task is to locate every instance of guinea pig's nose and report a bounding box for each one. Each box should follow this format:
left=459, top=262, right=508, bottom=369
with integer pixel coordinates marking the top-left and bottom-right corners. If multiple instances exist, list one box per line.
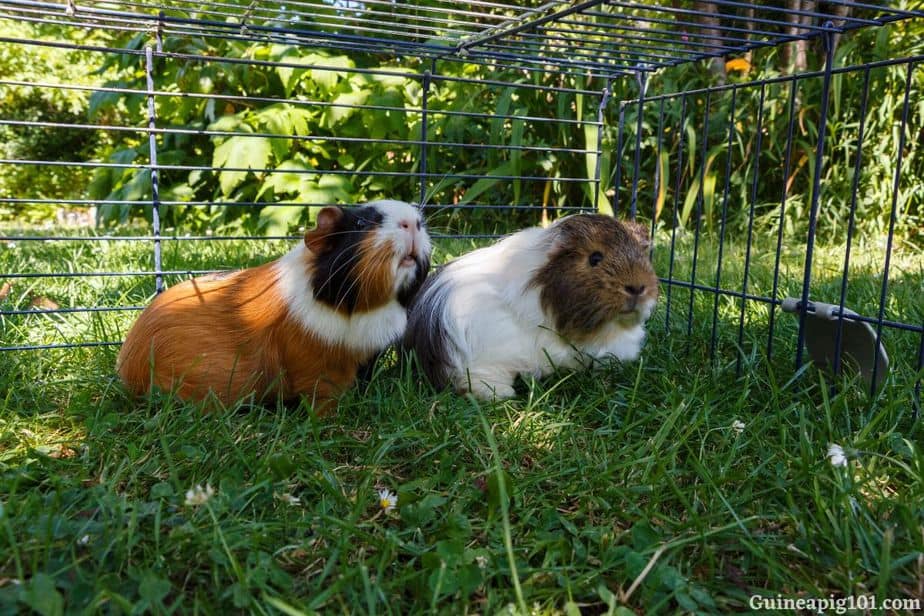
left=398, top=218, right=418, bottom=231
left=625, top=285, right=645, bottom=296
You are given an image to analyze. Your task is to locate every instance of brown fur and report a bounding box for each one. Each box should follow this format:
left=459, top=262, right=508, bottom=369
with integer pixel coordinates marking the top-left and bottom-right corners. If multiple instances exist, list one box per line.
left=532, top=215, right=659, bottom=339
left=117, top=262, right=372, bottom=411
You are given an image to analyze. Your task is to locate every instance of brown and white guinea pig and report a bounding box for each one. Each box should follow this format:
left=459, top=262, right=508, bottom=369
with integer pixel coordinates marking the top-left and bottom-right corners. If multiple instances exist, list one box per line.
left=117, top=200, right=431, bottom=410
left=404, top=214, right=657, bottom=400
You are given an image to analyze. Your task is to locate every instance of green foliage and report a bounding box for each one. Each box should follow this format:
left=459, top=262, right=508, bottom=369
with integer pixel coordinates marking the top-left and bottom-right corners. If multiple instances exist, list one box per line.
left=612, top=8, right=924, bottom=244
left=0, top=23, right=116, bottom=223
left=75, top=26, right=609, bottom=235
left=7, top=3, right=924, bottom=242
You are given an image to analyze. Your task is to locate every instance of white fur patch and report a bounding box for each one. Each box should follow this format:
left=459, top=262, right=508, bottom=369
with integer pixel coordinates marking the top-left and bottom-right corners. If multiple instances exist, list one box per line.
left=275, top=243, right=408, bottom=354
left=366, top=200, right=432, bottom=293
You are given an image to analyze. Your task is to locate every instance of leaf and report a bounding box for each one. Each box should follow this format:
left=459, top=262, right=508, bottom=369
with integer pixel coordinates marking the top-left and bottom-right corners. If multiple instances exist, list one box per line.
left=258, top=205, right=303, bottom=235
left=119, top=169, right=152, bottom=203
left=262, top=595, right=312, bottom=616
left=88, top=82, right=126, bottom=118
left=491, top=87, right=515, bottom=146
left=98, top=168, right=151, bottom=226
left=276, top=52, right=348, bottom=96
left=630, top=522, right=661, bottom=550
left=323, top=87, right=370, bottom=127
left=138, top=573, right=171, bottom=604
left=267, top=453, right=297, bottom=479
left=400, top=493, right=446, bottom=528
left=20, top=574, right=63, bottom=616
left=257, top=105, right=298, bottom=161
left=583, top=122, right=609, bottom=215
left=208, top=115, right=252, bottom=134
left=150, top=482, right=174, bottom=499
left=459, top=161, right=516, bottom=205
left=298, top=174, right=353, bottom=204
left=596, top=583, right=617, bottom=610
left=655, top=150, right=669, bottom=223
left=276, top=60, right=307, bottom=97
left=564, top=602, right=582, bottom=616
left=258, top=159, right=314, bottom=199
left=310, top=55, right=354, bottom=90
left=365, top=89, right=405, bottom=139
left=679, top=146, right=722, bottom=228
left=684, top=122, right=697, bottom=178
left=213, top=136, right=273, bottom=196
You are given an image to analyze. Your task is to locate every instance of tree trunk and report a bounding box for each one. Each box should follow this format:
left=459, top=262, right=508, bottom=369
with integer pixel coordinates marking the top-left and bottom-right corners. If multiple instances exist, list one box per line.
left=694, top=1, right=725, bottom=84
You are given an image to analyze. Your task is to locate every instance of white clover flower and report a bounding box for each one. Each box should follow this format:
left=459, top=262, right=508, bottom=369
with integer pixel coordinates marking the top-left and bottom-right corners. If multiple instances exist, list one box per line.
left=184, top=483, right=215, bottom=506
left=276, top=492, right=301, bottom=506
left=827, top=444, right=848, bottom=468
left=77, top=534, right=90, bottom=546
left=731, top=420, right=746, bottom=435
left=377, top=488, right=397, bottom=513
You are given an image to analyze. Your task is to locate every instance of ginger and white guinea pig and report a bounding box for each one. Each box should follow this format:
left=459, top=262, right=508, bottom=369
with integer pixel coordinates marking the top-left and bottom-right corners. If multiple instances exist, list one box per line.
left=404, top=214, right=658, bottom=400
left=117, top=200, right=431, bottom=410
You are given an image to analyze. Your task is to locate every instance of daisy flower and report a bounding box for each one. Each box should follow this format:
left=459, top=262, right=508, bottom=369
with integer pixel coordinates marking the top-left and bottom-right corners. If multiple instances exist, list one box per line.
left=377, top=488, right=397, bottom=513
left=184, top=483, right=215, bottom=506
left=827, top=444, right=848, bottom=468
left=731, top=420, right=746, bottom=435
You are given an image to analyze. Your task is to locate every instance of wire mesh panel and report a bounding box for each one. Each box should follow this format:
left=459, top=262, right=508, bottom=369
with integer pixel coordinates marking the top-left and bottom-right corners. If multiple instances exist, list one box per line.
left=0, top=29, right=608, bottom=353
left=610, top=53, right=924, bottom=402
left=0, top=0, right=922, bottom=407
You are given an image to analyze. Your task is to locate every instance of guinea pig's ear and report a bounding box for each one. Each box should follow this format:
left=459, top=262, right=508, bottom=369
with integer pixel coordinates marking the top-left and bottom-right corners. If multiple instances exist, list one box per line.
left=623, top=220, right=651, bottom=250
left=304, top=206, right=344, bottom=254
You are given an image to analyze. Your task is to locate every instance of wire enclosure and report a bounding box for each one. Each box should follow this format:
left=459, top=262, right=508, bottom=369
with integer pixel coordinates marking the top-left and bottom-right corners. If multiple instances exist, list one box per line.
left=1, top=1, right=920, bottom=75
left=0, top=1, right=922, bottom=408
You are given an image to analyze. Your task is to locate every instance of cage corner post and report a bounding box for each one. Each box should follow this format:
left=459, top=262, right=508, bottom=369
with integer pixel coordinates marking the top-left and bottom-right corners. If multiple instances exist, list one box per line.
left=628, top=68, right=648, bottom=221
left=145, top=33, right=163, bottom=295
left=794, top=23, right=838, bottom=374
left=591, top=78, right=612, bottom=215
left=611, top=101, right=627, bottom=217
left=417, top=59, right=435, bottom=210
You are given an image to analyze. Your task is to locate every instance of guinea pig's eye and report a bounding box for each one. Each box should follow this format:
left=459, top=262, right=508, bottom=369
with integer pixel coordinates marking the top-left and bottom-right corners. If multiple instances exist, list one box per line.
left=355, top=218, right=369, bottom=229
left=588, top=251, right=604, bottom=267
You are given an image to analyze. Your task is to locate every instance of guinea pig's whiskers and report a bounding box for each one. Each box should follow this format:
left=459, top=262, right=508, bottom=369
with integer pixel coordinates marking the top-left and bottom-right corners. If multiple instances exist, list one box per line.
left=322, top=251, right=363, bottom=291
left=336, top=246, right=390, bottom=313
left=315, top=251, right=363, bottom=308
left=331, top=244, right=382, bottom=313
left=423, top=205, right=457, bottom=223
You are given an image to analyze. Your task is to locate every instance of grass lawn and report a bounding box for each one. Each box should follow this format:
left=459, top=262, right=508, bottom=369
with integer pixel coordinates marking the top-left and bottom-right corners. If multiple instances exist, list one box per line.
left=0, top=224, right=922, bottom=614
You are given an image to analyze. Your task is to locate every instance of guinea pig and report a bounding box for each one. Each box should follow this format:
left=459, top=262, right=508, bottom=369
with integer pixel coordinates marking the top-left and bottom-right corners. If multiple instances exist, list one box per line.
left=404, top=214, right=657, bottom=400
left=117, top=199, right=431, bottom=410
